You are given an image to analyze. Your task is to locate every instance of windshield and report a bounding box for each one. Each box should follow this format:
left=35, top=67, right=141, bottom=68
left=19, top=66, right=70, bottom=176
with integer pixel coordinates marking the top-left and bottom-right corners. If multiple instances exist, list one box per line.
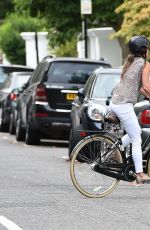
left=47, top=62, right=110, bottom=84
left=92, top=73, right=120, bottom=98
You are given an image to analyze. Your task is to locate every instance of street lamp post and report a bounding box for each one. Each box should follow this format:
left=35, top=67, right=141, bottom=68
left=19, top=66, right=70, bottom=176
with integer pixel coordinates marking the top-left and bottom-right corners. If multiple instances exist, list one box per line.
left=82, top=15, right=88, bottom=58
left=80, top=0, right=92, bottom=58
left=35, top=32, right=39, bottom=65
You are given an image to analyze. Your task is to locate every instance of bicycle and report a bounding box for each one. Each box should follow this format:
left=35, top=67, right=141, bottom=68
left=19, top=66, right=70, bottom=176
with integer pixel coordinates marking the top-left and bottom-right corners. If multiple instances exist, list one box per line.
left=70, top=111, right=150, bottom=198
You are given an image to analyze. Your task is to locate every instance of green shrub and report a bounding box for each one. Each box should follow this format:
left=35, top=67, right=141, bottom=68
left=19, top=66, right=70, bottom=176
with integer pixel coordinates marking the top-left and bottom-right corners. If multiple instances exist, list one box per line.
left=0, top=13, right=46, bottom=64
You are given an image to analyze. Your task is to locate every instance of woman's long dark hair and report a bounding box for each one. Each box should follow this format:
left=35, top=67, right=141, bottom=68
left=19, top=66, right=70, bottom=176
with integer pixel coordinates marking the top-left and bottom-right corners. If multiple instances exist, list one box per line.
left=121, top=53, right=146, bottom=79
left=121, top=54, right=135, bottom=79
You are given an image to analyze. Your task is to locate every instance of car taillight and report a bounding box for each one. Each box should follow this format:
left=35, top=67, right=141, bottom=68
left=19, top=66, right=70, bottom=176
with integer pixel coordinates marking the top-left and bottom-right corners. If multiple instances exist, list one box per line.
left=140, top=110, right=150, bottom=124
left=80, top=131, right=87, bottom=137
left=8, top=93, right=17, bottom=101
left=34, top=84, right=47, bottom=102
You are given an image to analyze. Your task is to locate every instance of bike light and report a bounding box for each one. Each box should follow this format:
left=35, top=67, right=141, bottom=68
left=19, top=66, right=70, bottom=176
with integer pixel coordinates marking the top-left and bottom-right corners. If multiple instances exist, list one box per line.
left=87, top=103, right=106, bottom=121
left=140, top=110, right=150, bottom=124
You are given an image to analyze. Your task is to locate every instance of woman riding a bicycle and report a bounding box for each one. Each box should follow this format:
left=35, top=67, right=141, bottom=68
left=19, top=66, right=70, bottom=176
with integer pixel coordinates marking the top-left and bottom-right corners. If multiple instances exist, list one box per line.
left=110, top=35, right=150, bottom=185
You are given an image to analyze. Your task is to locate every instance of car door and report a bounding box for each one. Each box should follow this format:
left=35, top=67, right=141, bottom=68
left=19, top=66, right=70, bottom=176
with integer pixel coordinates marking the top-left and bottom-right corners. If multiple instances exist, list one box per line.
left=19, top=64, right=43, bottom=125
left=71, top=73, right=96, bottom=130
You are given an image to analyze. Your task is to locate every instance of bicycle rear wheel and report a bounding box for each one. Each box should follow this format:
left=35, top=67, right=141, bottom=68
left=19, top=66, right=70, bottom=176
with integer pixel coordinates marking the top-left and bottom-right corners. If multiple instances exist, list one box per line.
left=146, top=154, right=150, bottom=176
left=70, top=134, right=123, bottom=198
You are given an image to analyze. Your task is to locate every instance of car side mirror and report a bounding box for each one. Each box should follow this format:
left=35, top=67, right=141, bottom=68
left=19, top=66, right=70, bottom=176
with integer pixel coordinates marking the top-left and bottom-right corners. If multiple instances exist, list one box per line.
left=78, top=88, right=85, bottom=99
left=106, top=97, right=111, bottom=106
left=17, top=81, right=29, bottom=93
left=12, top=88, right=20, bottom=95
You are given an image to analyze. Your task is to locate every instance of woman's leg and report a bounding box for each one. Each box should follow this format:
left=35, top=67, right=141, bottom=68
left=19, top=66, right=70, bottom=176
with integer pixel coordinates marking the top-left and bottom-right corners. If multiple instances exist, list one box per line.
left=110, top=102, right=143, bottom=173
left=121, top=134, right=130, bottom=147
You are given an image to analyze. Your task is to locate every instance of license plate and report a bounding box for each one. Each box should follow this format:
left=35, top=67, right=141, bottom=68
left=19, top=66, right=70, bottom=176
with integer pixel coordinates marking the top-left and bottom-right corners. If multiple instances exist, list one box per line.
left=66, top=93, right=77, bottom=100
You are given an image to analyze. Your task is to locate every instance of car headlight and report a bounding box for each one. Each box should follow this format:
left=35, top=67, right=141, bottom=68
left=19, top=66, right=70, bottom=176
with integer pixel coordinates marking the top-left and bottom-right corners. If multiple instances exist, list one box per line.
left=87, top=104, right=107, bottom=121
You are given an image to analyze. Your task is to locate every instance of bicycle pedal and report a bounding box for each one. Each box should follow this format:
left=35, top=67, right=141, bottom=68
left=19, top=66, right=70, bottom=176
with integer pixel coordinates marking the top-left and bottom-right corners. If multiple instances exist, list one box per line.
left=129, top=170, right=137, bottom=178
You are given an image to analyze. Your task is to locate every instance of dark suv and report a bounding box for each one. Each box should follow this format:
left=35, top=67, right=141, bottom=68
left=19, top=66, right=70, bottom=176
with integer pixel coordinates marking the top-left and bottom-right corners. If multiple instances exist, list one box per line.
left=15, top=56, right=111, bottom=145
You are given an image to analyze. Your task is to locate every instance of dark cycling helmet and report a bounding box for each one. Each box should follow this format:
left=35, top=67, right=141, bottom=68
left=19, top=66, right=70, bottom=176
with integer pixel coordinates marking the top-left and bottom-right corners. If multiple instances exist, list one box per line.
left=128, top=35, right=149, bottom=57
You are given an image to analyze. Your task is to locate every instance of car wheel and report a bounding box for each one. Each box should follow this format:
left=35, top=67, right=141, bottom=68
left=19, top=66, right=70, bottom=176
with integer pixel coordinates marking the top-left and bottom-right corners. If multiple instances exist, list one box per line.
left=0, top=108, right=9, bottom=132
left=68, top=125, right=83, bottom=158
left=16, top=115, right=25, bottom=141
left=9, top=113, right=16, bottom=135
left=0, top=121, right=9, bottom=132
left=25, top=122, right=41, bottom=145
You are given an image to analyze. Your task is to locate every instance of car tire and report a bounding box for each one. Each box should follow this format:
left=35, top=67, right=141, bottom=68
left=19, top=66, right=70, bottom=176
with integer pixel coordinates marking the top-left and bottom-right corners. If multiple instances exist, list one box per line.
left=16, top=115, right=25, bottom=141
left=0, top=108, right=9, bottom=132
left=25, top=122, right=41, bottom=145
left=9, top=113, right=16, bottom=135
left=0, top=121, right=9, bottom=132
left=68, top=125, right=83, bottom=158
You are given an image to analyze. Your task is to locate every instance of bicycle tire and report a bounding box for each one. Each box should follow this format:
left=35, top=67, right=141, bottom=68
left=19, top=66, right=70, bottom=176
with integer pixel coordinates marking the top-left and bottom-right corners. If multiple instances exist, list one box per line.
left=70, top=134, right=123, bottom=198
left=146, top=153, right=150, bottom=176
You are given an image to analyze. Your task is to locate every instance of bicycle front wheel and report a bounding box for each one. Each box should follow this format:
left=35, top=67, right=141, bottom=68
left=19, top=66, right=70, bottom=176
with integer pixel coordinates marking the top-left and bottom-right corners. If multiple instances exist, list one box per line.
left=70, top=134, right=123, bottom=198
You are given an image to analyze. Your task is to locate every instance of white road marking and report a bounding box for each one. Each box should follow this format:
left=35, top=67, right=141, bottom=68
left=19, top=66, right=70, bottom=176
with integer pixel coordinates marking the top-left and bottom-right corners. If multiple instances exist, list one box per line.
left=0, top=216, right=23, bottom=230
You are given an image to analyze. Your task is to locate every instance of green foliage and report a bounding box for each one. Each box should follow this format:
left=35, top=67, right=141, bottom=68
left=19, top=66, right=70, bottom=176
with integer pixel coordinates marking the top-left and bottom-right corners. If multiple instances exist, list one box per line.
left=113, top=0, right=150, bottom=42
left=53, top=37, right=78, bottom=57
left=12, top=0, right=123, bottom=47
left=0, top=13, right=46, bottom=64
left=0, top=0, right=14, bottom=20
left=90, top=0, right=123, bottom=29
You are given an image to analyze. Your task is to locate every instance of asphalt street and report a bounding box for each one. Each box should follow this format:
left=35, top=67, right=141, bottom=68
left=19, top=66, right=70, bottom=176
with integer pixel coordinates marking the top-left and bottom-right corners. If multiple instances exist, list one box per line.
left=0, top=132, right=150, bottom=230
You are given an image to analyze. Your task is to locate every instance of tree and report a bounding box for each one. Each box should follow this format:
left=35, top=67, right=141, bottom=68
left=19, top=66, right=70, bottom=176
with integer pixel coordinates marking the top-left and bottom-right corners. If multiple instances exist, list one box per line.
left=13, top=0, right=123, bottom=47
left=0, top=0, right=124, bottom=60
left=0, top=13, right=46, bottom=64
left=53, top=37, right=78, bottom=57
left=113, top=0, right=150, bottom=42
left=0, top=0, right=14, bottom=21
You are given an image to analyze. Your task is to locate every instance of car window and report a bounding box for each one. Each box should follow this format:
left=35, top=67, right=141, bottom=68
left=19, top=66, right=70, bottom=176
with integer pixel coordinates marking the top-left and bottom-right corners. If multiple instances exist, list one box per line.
left=0, top=68, right=8, bottom=86
left=92, top=73, right=120, bottom=98
left=0, top=66, right=33, bottom=88
left=84, top=73, right=96, bottom=96
left=11, top=74, right=31, bottom=89
left=30, top=62, right=49, bottom=83
left=47, top=62, right=107, bottom=84
left=2, top=74, right=31, bottom=89
left=30, top=63, right=43, bottom=83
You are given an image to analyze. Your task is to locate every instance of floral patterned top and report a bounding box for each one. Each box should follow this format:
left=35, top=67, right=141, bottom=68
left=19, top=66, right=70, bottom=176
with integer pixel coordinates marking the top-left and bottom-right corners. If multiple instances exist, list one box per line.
left=111, top=57, right=145, bottom=105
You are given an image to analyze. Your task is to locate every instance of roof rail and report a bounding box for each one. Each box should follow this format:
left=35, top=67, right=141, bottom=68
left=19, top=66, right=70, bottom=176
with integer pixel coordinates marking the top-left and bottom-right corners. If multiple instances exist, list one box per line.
left=43, top=55, right=53, bottom=60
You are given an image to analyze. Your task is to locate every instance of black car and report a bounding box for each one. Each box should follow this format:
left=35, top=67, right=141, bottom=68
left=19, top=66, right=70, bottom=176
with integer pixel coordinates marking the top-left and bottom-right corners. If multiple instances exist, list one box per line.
left=0, top=71, right=33, bottom=132
left=69, top=68, right=123, bottom=156
left=15, top=56, right=111, bottom=145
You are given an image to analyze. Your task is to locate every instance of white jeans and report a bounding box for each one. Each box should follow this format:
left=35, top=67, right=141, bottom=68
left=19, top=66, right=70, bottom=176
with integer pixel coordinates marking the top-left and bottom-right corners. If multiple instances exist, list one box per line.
left=110, top=102, right=143, bottom=173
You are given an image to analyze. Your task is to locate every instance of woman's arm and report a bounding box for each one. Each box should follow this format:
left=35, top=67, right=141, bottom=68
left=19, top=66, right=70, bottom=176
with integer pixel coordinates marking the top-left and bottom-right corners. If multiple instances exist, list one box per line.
left=141, top=62, right=150, bottom=97
left=139, top=86, right=150, bottom=99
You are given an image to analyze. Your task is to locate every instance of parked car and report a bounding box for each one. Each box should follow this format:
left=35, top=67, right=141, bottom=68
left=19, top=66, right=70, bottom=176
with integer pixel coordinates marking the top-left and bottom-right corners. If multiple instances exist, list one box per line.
left=0, top=71, right=33, bottom=132
left=134, top=96, right=150, bottom=128
left=69, top=68, right=121, bottom=156
left=0, top=64, right=34, bottom=90
left=15, top=56, right=111, bottom=145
